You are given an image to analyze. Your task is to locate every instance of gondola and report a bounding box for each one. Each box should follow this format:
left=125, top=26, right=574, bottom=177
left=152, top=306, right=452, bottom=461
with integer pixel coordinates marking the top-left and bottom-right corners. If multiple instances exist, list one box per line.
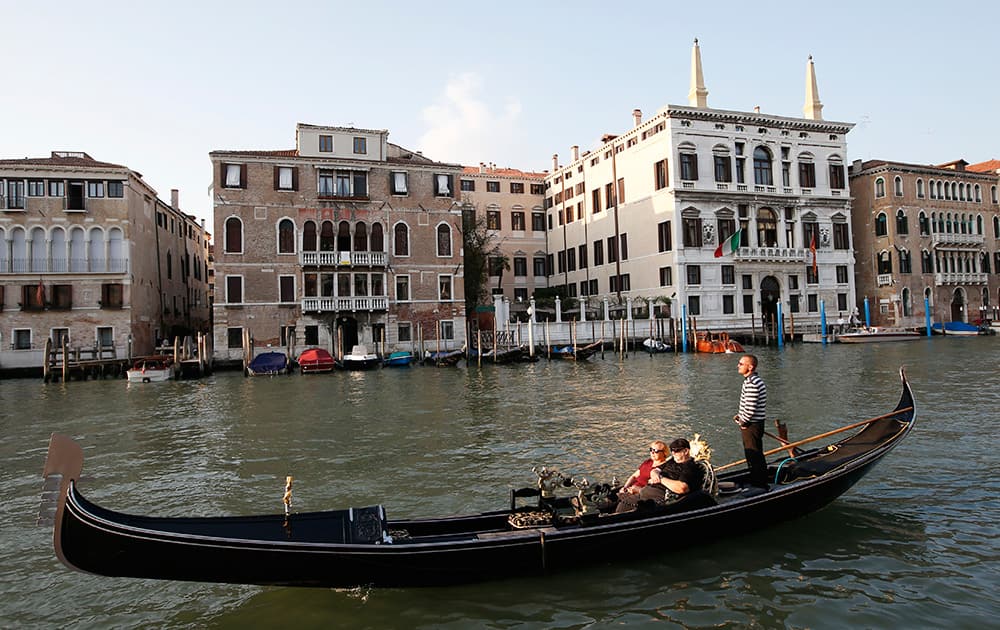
left=40, top=369, right=914, bottom=589
left=422, top=348, right=464, bottom=367
left=548, top=339, right=603, bottom=360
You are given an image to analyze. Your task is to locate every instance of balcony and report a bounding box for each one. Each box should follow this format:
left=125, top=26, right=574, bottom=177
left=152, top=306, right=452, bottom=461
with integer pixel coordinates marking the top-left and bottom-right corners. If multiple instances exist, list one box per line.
left=0, top=258, right=129, bottom=274
left=734, top=247, right=807, bottom=263
left=877, top=273, right=894, bottom=287
left=931, top=232, right=984, bottom=247
left=301, top=296, right=389, bottom=312
left=299, top=250, right=386, bottom=267
left=934, top=272, right=988, bottom=285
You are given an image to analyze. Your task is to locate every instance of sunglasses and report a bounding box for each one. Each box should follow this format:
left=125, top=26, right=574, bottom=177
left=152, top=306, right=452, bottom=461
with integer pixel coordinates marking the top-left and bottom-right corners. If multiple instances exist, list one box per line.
left=649, top=447, right=665, bottom=453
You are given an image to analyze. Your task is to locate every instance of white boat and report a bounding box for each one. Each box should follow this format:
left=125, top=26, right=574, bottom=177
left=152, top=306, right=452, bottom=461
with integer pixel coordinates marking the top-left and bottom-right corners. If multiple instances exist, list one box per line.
left=126, top=356, right=176, bottom=383
left=339, top=345, right=381, bottom=370
left=836, top=327, right=920, bottom=344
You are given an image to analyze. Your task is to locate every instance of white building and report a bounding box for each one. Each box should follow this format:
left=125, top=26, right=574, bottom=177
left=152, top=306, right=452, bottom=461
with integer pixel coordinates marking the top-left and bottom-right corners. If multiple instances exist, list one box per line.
left=543, top=41, right=857, bottom=331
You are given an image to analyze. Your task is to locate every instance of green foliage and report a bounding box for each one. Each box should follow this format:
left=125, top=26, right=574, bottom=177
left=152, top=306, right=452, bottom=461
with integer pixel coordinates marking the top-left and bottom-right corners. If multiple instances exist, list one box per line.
left=461, top=208, right=506, bottom=316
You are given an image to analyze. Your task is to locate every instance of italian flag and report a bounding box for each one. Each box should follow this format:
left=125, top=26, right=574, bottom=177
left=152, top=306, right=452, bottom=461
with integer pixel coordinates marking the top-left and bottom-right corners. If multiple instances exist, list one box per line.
left=714, top=228, right=742, bottom=258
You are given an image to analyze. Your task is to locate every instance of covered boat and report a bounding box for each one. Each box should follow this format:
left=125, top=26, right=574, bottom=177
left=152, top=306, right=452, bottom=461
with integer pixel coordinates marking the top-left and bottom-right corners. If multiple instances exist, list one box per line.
left=837, top=327, right=920, bottom=343
left=246, top=352, right=289, bottom=376
left=423, top=348, right=464, bottom=367
left=39, top=370, right=915, bottom=589
left=125, top=356, right=175, bottom=383
left=930, top=321, right=980, bottom=336
left=383, top=351, right=415, bottom=367
left=642, top=338, right=672, bottom=353
left=338, top=345, right=381, bottom=370
left=297, top=348, right=335, bottom=374
left=548, top=339, right=603, bottom=360
left=696, top=332, right=744, bottom=354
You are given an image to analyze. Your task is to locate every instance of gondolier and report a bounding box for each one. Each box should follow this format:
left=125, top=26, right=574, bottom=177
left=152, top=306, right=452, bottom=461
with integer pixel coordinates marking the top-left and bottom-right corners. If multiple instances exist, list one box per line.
left=734, top=354, right=769, bottom=489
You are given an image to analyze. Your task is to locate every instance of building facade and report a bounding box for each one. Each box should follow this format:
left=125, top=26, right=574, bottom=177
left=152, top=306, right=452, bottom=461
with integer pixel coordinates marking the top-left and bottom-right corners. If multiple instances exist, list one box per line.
left=0, top=152, right=211, bottom=371
left=543, top=42, right=856, bottom=330
left=459, top=164, right=547, bottom=317
left=210, top=123, right=466, bottom=363
left=849, top=159, right=1000, bottom=325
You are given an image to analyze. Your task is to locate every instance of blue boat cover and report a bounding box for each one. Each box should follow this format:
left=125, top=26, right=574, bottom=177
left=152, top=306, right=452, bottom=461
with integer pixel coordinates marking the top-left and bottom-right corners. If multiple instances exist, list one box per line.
left=249, top=352, right=288, bottom=374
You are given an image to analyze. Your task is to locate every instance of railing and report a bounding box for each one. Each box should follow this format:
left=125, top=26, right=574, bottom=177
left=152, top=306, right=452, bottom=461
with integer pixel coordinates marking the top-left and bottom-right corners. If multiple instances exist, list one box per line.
left=931, top=232, right=984, bottom=247
left=301, top=296, right=389, bottom=312
left=934, top=272, right=988, bottom=285
left=736, top=184, right=748, bottom=191
left=716, top=183, right=729, bottom=191
left=734, top=247, right=807, bottom=263
left=754, top=185, right=777, bottom=193
left=64, top=197, right=87, bottom=212
left=299, top=251, right=386, bottom=267
left=877, top=273, right=894, bottom=286
left=0, top=258, right=128, bottom=274
left=316, top=192, right=370, bottom=202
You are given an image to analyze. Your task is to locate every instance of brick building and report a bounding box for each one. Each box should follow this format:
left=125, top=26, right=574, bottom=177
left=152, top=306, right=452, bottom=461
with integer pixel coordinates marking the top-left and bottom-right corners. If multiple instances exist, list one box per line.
left=0, top=151, right=211, bottom=372
left=210, top=123, right=466, bottom=364
left=849, top=158, right=1000, bottom=325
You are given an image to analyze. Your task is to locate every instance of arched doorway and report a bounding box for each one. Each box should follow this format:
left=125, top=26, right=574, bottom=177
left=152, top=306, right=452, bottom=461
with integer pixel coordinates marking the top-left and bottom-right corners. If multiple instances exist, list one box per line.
left=760, top=276, right=781, bottom=327
left=337, top=316, right=359, bottom=355
left=950, top=288, right=966, bottom=323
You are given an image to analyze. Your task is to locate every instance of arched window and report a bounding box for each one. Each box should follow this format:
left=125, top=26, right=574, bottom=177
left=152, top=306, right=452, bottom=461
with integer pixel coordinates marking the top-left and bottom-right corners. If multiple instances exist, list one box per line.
left=945, top=213, right=953, bottom=234
left=224, top=216, right=242, bottom=253
left=278, top=219, right=295, bottom=254
left=918, top=211, right=929, bottom=235
left=983, top=253, right=991, bottom=275
left=994, top=216, right=1000, bottom=238
left=992, top=185, right=998, bottom=204
left=320, top=221, right=335, bottom=251
left=975, top=184, right=982, bottom=202
left=337, top=221, right=351, bottom=251
left=959, top=214, right=967, bottom=235
left=977, top=215, right=984, bottom=235
left=899, top=249, right=912, bottom=273
left=302, top=220, right=317, bottom=251
left=757, top=208, right=778, bottom=247
left=937, top=181, right=944, bottom=199
left=929, top=180, right=936, bottom=199
left=894, top=176, right=903, bottom=196
left=875, top=212, right=888, bottom=237
left=10, top=227, right=26, bottom=272
left=50, top=227, right=67, bottom=272
left=921, top=249, right=933, bottom=273
left=353, top=222, right=368, bottom=252
left=916, top=178, right=925, bottom=198
left=753, top=147, right=773, bottom=186
left=370, top=223, right=384, bottom=252
left=896, top=209, right=908, bottom=235
left=30, top=227, right=47, bottom=272
left=166, top=250, right=173, bottom=280
left=951, top=182, right=958, bottom=199
left=0, top=227, right=7, bottom=272
left=108, top=228, right=124, bottom=272
left=901, top=287, right=912, bottom=317
left=393, top=222, right=409, bottom=256
left=436, top=223, right=452, bottom=257
left=69, top=228, right=85, bottom=272
left=877, top=250, right=892, bottom=274
left=983, top=287, right=990, bottom=306
left=959, top=183, right=966, bottom=201
left=875, top=177, right=886, bottom=198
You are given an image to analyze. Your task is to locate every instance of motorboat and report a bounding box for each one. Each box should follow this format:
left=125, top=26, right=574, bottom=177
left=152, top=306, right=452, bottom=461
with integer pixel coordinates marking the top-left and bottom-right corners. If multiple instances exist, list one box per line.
left=247, top=352, right=289, bottom=375
left=837, top=327, right=920, bottom=343
left=339, top=345, right=380, bottom=370
left=297, top=348, right=335, bottom=374
left=125, top=356, right=175, bottom=383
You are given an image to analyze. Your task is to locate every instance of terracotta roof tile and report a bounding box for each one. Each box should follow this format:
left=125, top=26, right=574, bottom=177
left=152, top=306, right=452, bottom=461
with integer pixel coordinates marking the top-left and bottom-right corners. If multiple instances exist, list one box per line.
left=211, top=149, right=299, bottom=158
left=968, top=159, right=1000, bottom=173
left=0, top=155, right=126, bottom=169
left=461, top=165, right=546, bottom=178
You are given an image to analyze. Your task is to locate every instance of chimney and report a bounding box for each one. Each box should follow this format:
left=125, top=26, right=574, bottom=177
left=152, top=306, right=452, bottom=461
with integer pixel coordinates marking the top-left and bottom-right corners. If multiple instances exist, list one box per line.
left=479, top=162, right=486, bottom=173
left=171, top=189, right=179, bottom=209
left=753, top=105, right=760, bottom=113
left=552, top=154, right=559, bottom=171
left=571, top=145, right=579, bottom=162
left=632, top=109, right=642, bottom=127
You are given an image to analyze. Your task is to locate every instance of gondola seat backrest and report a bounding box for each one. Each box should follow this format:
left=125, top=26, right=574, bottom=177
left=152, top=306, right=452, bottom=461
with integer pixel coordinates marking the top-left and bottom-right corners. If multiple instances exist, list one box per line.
left=698, top=460, right=718, bottom=498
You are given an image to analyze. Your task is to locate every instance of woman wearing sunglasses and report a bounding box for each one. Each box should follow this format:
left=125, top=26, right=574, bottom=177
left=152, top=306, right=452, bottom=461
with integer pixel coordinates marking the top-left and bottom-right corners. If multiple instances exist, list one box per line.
left=615, top=441, right=669, bottom=513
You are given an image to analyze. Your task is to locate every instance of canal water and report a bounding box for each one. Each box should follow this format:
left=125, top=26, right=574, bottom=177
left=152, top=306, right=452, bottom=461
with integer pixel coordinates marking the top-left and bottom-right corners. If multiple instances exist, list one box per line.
left=2, top=338, right=997, bottom=628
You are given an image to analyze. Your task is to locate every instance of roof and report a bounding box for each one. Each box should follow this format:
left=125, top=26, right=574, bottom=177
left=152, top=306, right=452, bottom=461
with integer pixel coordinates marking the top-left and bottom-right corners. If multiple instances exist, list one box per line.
left=0, top=153, right=127, bottom=169
left=461, top=166, right=546, bottom=178
left=209, top=149, right=298, bottom=158
left=854, top=159, right=998, bottom=178
left=968, top=159, right=1000, bottom=173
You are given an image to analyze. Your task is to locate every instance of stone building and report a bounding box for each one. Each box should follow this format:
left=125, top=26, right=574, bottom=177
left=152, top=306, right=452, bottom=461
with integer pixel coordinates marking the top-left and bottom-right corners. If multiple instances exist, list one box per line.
left=0, top=151, right=211, bottom=371
left=542, top=41, right=856, bottom=331
left=849, top=158, right=1000, bottom=325
left=459, top=164, right=547, bottom=317
left=209, top=123, right=466, bottom=364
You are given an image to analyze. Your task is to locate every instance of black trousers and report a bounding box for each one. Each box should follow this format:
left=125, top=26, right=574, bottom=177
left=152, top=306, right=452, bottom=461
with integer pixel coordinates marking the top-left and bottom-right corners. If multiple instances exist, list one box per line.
left=741, top=422, right=769, bottom=488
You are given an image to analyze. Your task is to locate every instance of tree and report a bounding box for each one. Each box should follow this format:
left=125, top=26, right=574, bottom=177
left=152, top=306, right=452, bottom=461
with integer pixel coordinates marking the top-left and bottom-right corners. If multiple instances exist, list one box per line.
left=460, top=207, right=506, bottom=316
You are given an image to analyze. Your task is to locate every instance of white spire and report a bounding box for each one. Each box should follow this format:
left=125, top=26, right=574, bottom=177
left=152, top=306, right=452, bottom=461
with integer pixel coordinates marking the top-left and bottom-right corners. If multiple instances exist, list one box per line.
left=803, top=55, right=824, bottom=120
left=688, top=38, right=708, bottom=108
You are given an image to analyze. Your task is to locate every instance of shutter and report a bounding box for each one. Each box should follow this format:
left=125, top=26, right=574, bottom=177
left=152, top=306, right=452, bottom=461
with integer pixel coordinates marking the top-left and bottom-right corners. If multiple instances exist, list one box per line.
left=220, top=162, right=226, bottom=187
left=450, top=175, right=457, bottom=199
left=240, top=165, right=247, bottom=188
left=273, top=166, right=280, bottom=190
left=292, top=167, right=299, bottom=191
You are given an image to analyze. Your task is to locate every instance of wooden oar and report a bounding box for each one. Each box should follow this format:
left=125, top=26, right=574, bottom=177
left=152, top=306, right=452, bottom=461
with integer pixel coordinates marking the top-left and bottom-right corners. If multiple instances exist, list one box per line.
left=715, top=406, right=914, bottom=472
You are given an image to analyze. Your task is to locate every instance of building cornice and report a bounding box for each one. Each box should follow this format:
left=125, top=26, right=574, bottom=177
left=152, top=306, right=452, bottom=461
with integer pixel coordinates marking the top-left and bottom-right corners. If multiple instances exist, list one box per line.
left=663, top=105, right=854, bottom=134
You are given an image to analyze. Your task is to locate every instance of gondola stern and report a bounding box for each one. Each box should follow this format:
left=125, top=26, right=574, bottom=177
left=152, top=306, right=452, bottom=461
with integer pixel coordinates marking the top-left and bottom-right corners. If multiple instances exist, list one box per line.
left=39, top=433, right=84, bottom=572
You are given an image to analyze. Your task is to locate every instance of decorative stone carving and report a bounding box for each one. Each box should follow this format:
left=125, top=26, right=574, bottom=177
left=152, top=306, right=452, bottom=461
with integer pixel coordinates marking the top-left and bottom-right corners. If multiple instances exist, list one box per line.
left=820, top=227, right=831, bottom=246
left=703, top=223, right=715, bottom=244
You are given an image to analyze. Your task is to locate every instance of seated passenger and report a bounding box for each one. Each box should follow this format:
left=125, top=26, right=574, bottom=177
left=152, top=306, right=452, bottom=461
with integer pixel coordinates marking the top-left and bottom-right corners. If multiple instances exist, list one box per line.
left=615, top=441, right=669, bottom=513
left=637, top=438, right=704, bottom=505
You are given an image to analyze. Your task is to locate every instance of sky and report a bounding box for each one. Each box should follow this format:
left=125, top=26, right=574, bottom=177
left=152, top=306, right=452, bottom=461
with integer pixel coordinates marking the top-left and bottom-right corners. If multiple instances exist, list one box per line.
left=3, top=0, right=998, bottom=230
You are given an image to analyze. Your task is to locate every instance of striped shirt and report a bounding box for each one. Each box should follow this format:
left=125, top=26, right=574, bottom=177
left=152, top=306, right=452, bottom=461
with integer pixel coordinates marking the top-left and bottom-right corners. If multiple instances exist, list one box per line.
left=738, top=372, right=767, bottom=425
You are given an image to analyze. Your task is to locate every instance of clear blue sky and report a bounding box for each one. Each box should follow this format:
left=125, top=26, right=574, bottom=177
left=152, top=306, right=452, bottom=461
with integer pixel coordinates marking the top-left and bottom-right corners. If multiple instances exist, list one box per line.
left=3, top=0, right=997, bottom=229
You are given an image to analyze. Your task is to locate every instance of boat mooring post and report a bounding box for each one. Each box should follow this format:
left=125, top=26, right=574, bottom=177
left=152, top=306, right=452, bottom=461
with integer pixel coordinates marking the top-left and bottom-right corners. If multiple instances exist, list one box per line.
left=864, top=296, right=871, bottom=328
left=924, top=296, right=932, bottom=337
left=776, top=302, right=785, bottom=349
left=820, top=299, right=828, bottom=345
left=681, top=304, right=688, bottom=353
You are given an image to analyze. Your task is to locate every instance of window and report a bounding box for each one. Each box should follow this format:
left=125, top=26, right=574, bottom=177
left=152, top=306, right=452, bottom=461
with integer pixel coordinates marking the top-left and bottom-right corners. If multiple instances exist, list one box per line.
left=487, top=210, right=501, bottom=230
left=556, top=250, right=565, bottom=273
left=87, top=181, right=104, bottom=197
left=687, top=265, right=701, bottom=285
left=279, top=276, right=295, bottom=303
left=829, top=162, right=845, bottom=189
left=832, top=265, right=847, bottom=284
left=921, top=250, right=933, bottom=274
left=894, top=176, right=903, bottom=196
left=593, top=240, right=604, bottom=266
left=440, top=321, right=454, bottom=340
left=798, top=161, right=816, bottom=188
left=899, top=250, right=912, bottom=274
left=916, top=179, right=925, bottom=199
left=27, top=180, right=44, bottom=196
left=591, top=188, right=602, bottom=213
left=389, top=172, right=408, bottom=195
left=438, top=275, right=453, bottom=300
left=753, top=147, right=773, bottom=186
left=828, top=221, right=848, bottom=250
left=717, top=217, right=736, bottom=244
left=513, top=257, right=527, bottom=276
left=393, top=275, right=410, bottom=301
left=875, top=213, right=888, bottom=237
left=680, top=152, right=698, bottom=180
left=278, top=219, right=295, bottom=254
left=511, top=211, right=525, bottom=231
left=721, top=265, right=735, bottom=285
left=510, top=182, right=524, bottom=193
left=319, top=135, right=333, bottom=152
left=807, top=294, right=818, bottom=312
left=353, top=137, right=367, bottom=154
left=224, top=217, right=242, bottom=253
left=837, top=293, right=848, bottom=312
left=531, top=212, right=545, bottom=231
left=101, top=283, right=123, bottom=308
left=617, top=178, right=625, bottom=205
left=394, top=223, right=409, bottom=256
left=688, top=295, right=701, bottom=315
left=654, top=159, right=669, bottom=190
left=607, top=236, right=618, bottom=263
left=50, top=285, right=71, bottom=309
left=318, top=172, right=334, bottom=196
left=533, top=257, right=546, bottom=277
left=723, top=294, right=735, bottom=314
left=103, top=181, right=124, bottom=198
left=789, top=294, right=800, bottom=313
left=436, top=224, right=452, bottom=256
left=434, top=174, right=453, bottom=196
left=875, top=177, right=886, bottom=198
left=578, top=244, right=588, bottom=269
left=743, top=294, right=754, bottom=314
left=605, top=182, right=615, bottom=208
left=566, top=248, right=576, bottom=272
left=714, top=155, right=732, bottom=183
left=223, top=164, right=245, bottom=188
left=223, top=327, right=242, bottom=349
left=486, top=181, right=500, bottom=192
left=275, top=166, right=296, bottom=190
left=659, top=266, right=673, bottom=286
left=49, top=181, right=65, bottom=197
left=877, top=251, right=892, bottom=274
left=620, top=233, right=628, bottom=260
left=896, top=210, right=909, bottom=235
left=489, top=256, right=506, bottom=276
left=658, top=220, right=672, bottom=252
left=682, top=217, right=703, bottom=247
left=226, top=276, right=243, bottom=303
left=460, top=179, right=475, bottom=192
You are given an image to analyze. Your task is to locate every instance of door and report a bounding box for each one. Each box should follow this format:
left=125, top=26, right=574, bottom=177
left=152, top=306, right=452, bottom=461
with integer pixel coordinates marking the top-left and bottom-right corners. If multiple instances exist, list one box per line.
left=760, top=276, right=781, bottom=327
